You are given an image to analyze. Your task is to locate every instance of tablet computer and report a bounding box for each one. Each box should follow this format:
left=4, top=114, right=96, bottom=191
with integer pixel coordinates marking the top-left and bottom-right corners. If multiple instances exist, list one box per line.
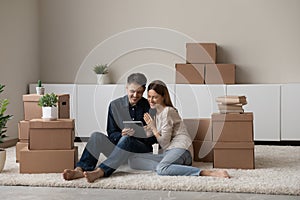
left=123, top=121, right=146, bottom=138
left=123, top=120, right=143, bottom=128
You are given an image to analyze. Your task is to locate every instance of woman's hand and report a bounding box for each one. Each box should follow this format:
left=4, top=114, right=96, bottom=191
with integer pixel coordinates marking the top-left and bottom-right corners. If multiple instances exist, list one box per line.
left=144, top=113, right=155, bottom=129
left=144, top=113, right=159, bottom=137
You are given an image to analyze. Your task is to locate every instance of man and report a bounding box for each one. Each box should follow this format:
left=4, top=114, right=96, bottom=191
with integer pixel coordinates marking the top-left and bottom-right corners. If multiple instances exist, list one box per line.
left=63, top=73, right=156, bottom=182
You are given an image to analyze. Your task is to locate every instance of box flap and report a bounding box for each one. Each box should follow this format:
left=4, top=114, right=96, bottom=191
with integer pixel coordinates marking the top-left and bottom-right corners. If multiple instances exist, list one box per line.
left=186, top=43, right=217, bottom=47
left=23, top=94, right=69, bottom=102
left=214, top=142, right=254, bottom=149
left=212, top=112, right=253, bottom=121
left=29, top=119, right=75, bottom=129
left=57, top=94, right=70, bottom=101
left=23, top=94, right=43, bottom=102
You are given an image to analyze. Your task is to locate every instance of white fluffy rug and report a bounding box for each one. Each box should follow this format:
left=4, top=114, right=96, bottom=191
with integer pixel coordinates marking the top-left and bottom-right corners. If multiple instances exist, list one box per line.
left=0, top=143, right=299, bottom=195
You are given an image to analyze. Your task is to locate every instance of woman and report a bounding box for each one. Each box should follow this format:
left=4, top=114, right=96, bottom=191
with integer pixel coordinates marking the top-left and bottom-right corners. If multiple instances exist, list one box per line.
left=129, top=80, right=230, bottom=178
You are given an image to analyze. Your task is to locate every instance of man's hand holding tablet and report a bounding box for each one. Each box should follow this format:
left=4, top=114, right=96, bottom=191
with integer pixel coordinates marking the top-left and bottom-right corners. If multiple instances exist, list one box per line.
left=122, top=121, right=146, bottom=138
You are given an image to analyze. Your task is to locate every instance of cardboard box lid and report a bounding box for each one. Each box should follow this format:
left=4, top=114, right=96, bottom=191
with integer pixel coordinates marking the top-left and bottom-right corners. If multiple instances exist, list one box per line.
left=23, top=94, right=69, bottom=102
left=29, top=119, right=75, bottom=129
left=57, top=94, right=70, bottom=100
left=214, top=142, right=254, bottom=149
left=23, top=94, right=43, bottom=102
left=18, top=120, right=30, bottom=140
left=212, top=112, right=253, bottom=121
left=186, top=43, right=217, bottom=49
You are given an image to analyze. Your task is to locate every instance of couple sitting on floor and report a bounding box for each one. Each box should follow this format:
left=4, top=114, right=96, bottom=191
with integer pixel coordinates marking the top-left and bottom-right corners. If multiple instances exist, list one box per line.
left=63, top=73, right=229, bottom=183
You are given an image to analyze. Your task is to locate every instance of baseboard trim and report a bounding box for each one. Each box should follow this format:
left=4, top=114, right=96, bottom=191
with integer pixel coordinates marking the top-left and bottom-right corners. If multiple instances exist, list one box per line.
left=0, top=138, right=18, bottom=148
left=75, top=137, right=89, bottom=142
left=74, top=137, right=300, bottom=146
left=254, top=141, right=300, bottom=146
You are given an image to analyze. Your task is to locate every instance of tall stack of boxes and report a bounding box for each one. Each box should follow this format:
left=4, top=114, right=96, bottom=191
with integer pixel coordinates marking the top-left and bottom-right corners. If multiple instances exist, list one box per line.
left=16, top=94, right=78, bottom=173
left=183, top=118, right=214, bottom=162
left=177, top=43, right=255, bottom=169
left=212, top=112, right=255, bottom=169
left=176, top=43, right=236, bottom=84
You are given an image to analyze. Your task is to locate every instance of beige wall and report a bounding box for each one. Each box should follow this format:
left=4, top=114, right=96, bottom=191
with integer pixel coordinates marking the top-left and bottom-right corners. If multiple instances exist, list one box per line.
left=0, top=0, right=40, bottom=139
left=1, top=0, right=300, bottom=139
left=39, top=0, right=300, bottom=84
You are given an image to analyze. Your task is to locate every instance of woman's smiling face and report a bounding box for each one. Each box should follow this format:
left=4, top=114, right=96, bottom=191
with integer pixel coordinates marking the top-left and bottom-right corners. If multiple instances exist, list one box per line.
left=147, top=89, right=165, bottom=109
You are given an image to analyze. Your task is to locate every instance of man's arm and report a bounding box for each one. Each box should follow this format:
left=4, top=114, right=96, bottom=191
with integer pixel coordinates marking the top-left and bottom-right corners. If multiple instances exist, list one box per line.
left=107, top=103, right=122, bottom=144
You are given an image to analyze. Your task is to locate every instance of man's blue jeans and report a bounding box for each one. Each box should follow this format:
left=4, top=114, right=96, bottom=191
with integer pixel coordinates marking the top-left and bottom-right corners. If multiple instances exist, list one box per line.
left=76, top=132, right=152, bottom=177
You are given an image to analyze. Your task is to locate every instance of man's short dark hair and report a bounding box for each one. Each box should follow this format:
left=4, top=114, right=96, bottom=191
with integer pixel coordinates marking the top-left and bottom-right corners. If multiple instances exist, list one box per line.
left=127, top=73, right=147, bottom=88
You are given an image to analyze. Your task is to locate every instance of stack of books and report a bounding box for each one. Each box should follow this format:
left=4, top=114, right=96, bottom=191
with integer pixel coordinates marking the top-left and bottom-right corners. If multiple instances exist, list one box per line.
left=216, top=96, right=247, bottom=113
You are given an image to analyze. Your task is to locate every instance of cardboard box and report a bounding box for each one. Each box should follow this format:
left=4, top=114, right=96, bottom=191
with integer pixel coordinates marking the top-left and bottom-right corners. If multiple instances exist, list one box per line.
left=23, top=94, right=70, bottom=120
left=16, top=141, right=28, bottom=163
left=192, top=140, right=214, bottom=162
left=57, top=94, right=70, bottom=118
left=19, top=147, right=78, bottom=173
left=175, top=64, right=205, bottom=84
left=18, top=120, right=30, bottom=140
left=213, top=142, right=255, bottom=169
left=186, top=43, right=217, bottom=64
left=23, top=94, right=42, bottom=120
left=29, top=119, right=75, bottom=150
left=183, top=118, right=212, bottom=141
left=205, top=64, right=236, bottom=84
left=212, top=113, right=253, bottom=142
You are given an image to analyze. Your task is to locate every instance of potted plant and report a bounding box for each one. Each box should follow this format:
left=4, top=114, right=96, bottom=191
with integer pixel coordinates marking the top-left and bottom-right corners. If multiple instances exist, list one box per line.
left=0, top=84, right=13, bottom=173
left=36, top=80, right=45, bottom=95
left=93, top=64, right=110, bottom=84
left=38, top=93, right=58, bottom=121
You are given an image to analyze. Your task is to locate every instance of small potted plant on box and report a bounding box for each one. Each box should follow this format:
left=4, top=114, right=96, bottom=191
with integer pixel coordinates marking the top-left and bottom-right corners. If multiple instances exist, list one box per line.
left=0, top=84, right=13, bottom=173
left=38, top=93, right=58, bottom=121
left=93, top=64, right=110, bottom=84
left=36, top=80, right=45, bottom=95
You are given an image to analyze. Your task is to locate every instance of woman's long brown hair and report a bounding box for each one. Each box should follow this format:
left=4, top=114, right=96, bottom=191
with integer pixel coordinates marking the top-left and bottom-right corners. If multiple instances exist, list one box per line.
left=147, top=80, right=174, bottom=108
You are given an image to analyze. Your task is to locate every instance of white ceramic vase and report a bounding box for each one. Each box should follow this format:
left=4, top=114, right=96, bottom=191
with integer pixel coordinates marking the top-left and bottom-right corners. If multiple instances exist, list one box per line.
left=0, top=149, right=6, bottom=173
left=36, top=87, right=45, bottom=95
left=42, top=106, right=58, bottom=121
left=97, top=74, right=110, bottom=85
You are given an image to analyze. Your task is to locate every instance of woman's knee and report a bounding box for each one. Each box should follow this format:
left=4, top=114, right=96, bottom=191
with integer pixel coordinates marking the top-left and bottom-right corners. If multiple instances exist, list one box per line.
left=156, top=162, right=169, bottom=175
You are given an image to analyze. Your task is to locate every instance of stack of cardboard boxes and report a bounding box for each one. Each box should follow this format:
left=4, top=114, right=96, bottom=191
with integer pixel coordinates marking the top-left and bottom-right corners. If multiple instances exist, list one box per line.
left=16, top=94, right=78, bottom=173
left=212, top=112, right=255, bottom=169
left=176, top=43, right=236, bottom=84
left=183, top=118, right=214, bottom=162
left=183, top=114, right=255, bottom=169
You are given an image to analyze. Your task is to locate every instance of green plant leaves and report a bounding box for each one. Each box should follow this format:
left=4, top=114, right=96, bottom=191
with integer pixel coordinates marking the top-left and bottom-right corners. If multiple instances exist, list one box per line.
left=93, top=64, right=108, bottom=74
left=0, top=84, right=12, bottom=143
left=38, top=93, right=58, bottom=107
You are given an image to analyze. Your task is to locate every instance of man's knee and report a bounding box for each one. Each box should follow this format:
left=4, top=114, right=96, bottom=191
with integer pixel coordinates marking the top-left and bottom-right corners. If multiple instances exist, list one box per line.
left=117, top=135, right=133, bottom=146
left=89, top=131, right=106, bottom=142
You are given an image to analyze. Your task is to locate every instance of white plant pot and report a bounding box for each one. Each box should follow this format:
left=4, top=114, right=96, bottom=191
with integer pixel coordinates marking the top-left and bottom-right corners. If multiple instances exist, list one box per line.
left=36, top=87, right=45, bottom=95
left=42, top=106, right=58, bottom=121
left=0, top=149, right=6, bottom=173
left=97, top=74, right=110, bottom=84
